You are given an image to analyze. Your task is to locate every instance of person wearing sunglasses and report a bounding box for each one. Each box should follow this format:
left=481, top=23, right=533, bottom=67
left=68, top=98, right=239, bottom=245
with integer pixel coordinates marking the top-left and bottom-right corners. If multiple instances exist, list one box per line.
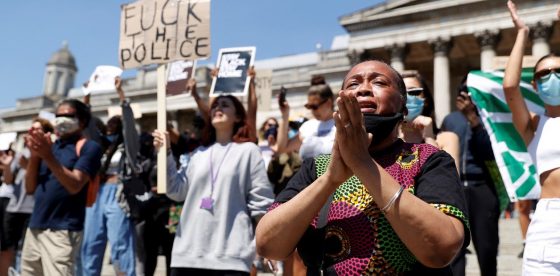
left=21, top=99, right=103, bottom=275
left=504, top=1, right=560, bottom=274
left=276, top=80, right=336, bottom=160
left=399, top=72, right=460, bottom=170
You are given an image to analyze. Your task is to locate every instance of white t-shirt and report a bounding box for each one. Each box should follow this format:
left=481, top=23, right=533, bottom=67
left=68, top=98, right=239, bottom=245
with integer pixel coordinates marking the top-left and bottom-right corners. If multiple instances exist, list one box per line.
left=0, top=183, right=14, bottom=198
left=298, top=118, right=336, bottom=159
left=258, top=141, right=274, bottom=169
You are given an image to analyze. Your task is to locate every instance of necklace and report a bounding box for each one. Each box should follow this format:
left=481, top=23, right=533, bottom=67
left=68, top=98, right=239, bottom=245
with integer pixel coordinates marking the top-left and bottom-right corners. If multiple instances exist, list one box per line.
left=200, top=143, right=233, bottom=210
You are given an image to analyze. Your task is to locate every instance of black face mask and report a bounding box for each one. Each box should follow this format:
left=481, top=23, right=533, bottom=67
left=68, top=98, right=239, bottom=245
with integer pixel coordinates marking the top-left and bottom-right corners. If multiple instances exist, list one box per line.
left=363, top=113, right=403, bottom=145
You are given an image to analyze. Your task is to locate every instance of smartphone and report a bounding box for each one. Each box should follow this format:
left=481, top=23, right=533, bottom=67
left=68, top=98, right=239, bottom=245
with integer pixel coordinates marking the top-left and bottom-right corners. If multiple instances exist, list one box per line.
left=278, top=86, right=287, bottom=107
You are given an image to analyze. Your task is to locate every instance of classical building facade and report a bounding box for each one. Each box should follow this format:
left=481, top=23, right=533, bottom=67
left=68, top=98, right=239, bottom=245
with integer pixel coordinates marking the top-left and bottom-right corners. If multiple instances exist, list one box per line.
left=1, top=0, right=558, bottom=138
left=341, top=0, right=559, bottom=124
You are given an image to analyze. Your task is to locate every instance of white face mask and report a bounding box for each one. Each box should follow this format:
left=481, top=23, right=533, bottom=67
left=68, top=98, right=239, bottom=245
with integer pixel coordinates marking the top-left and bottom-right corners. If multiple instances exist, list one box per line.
left=54, top=116, right=80, bottom=136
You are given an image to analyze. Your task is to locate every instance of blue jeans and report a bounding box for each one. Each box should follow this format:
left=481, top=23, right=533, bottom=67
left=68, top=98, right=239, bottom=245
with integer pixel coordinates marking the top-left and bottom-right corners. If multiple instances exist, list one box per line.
left=81, top=183, right=136, bottom=276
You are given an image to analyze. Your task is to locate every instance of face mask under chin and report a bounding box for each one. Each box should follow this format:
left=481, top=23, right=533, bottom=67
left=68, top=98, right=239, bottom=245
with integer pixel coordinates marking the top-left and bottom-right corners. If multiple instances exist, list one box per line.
left=363, top=113, right=403, bottom=146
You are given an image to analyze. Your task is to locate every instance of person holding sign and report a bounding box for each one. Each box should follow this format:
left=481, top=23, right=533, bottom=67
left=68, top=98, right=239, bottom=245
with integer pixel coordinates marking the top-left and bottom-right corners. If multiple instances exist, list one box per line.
left=80, top=77, right=138, bottom=276
left=503, top=1, right=560, bottom=274
left=190, top=66, right=259, bottom=144
left=153, top=94, right=274, bottom=275
left=256, top=60, right=469, bottom=275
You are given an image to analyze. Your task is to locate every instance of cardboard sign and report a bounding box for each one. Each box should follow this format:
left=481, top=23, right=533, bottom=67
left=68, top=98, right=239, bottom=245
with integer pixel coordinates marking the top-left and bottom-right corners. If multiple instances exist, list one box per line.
left=83, top=66, right=123, bottom=95
left=119, top=0, right=211, bottom=69
left=0, top=132, right=17, bottom=151
left=210, top=47, right=256, bottom=97
left=255, top=69, right=273, bottom=111
left=166, top=60, right=197, bottom=95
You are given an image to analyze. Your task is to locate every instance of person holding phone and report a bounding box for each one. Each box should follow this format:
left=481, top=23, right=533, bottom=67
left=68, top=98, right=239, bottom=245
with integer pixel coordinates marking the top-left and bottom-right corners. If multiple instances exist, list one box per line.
left=441, top=79, right=500, bottom=276
left=276, top=76, right=336, bottom=160
left=504, top=1, right=560, bottom=274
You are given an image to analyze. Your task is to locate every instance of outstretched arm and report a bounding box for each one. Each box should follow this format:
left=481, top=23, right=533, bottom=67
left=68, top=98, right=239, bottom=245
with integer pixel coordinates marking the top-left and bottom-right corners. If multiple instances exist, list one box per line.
left=247, top=67, right=258, bottom=142
left=275, top=96, right=302, bottom=153
left=188, top=78, right=210, bottom=124
left=503, top=0, right=536, bottom=145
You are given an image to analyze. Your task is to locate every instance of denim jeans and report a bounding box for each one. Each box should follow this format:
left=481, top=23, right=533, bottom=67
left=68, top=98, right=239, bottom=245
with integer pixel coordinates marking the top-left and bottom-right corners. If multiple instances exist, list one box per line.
left=81, top=183, right=136, bottom=276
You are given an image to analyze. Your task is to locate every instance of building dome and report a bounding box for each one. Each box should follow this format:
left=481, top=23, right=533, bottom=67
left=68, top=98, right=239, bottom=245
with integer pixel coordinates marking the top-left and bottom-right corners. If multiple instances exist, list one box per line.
left=47, top=41, right=77, bottom=71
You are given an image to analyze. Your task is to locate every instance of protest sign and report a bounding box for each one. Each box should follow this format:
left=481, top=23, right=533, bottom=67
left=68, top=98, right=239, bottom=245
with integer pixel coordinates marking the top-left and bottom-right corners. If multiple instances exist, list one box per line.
left=468, top=69, right=543, bottom=201
left=38, top=111, right=56, bottom=123
left=0, top=132, right=17, bottom=151
left=255, top=69, right=272, bottom=111
left=210, top=47, right=256, bottom=97
left=166, top=60, right=197, bottom=95
left=119, top=0, right=211, bottom=69
left=83, top=66, right=123, bottom=95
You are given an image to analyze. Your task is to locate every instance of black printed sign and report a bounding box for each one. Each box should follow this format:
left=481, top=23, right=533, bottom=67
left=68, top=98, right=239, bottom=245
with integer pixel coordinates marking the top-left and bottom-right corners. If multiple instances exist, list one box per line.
left=210, top=47, right=256, bottom=97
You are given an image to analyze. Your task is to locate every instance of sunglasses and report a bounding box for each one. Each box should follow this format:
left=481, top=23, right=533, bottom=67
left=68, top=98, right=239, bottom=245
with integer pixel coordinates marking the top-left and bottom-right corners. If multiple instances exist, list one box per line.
left=534, top=67, right=560, bottom=81
left=304, top=99, right=328, bottom=110
left=55, top=113, right=77, bottom=118
left=406, top=87, right=424, bottom=96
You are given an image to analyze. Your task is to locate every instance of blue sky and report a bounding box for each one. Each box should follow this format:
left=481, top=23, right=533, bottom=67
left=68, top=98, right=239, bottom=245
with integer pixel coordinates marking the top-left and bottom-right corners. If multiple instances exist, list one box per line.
left=0, top=0, right=381, bottom=109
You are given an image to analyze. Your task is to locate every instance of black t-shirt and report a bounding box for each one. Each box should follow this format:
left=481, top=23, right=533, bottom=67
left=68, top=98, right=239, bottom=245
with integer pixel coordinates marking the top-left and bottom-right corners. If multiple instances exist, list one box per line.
left=273, top=140, right=470, bottom=275
left=441, top=111, right=495, bottom=184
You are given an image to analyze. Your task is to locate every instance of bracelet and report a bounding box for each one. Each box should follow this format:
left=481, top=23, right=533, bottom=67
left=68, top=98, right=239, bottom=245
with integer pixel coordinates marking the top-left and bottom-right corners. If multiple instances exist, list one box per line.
left=380, top=185, right=405, bottom=213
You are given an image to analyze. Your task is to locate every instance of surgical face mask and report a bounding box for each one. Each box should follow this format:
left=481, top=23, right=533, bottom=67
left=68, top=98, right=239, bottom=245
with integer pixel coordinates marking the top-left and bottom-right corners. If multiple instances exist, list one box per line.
left=536, top=73, right=560, bottom=106
left=54, top=116, right=80, bottom=136
left=404, top=95, right=425, bottom=122
left=105, top=134, right=119, bottom=144
left=363, top=113, right=403, bottom=145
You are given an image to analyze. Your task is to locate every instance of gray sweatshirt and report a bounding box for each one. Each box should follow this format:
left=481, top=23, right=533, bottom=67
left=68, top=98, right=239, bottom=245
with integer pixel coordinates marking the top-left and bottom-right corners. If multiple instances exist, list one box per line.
left=166, top=142, right=274, bottom=272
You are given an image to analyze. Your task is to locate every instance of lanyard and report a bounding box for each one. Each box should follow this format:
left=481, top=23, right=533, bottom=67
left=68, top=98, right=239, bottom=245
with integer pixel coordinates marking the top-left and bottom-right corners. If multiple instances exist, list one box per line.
left=208, top=143, right=232, bottom=198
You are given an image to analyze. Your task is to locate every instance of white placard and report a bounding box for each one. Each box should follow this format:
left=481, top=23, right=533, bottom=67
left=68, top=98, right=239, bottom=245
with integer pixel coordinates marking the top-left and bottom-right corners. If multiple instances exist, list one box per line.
left=0, top=132, right=17, bottom=151
left=83, top=66, right=123, bottom=95
left=38, top=111, right=56, bottom=123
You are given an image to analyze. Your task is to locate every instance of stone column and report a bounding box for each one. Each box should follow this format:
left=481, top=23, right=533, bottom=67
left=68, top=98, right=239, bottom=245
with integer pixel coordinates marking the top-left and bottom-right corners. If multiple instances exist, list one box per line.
left=430, top=37, right=452, bottom=126
left=531, top=21, right=552, bottom=58
left=476, top=30, right=500, bottom=71
left=386, top=43, right=407, bottom=72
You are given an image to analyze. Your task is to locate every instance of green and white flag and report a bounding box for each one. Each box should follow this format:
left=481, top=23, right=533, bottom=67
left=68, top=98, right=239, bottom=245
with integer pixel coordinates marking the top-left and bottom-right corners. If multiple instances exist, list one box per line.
left=467, top=69, right=544, bottom=201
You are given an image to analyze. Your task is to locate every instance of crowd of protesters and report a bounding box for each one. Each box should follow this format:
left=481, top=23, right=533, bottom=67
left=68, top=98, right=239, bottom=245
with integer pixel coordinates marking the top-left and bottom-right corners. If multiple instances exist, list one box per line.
left=0, top=1, right=559, bottom=276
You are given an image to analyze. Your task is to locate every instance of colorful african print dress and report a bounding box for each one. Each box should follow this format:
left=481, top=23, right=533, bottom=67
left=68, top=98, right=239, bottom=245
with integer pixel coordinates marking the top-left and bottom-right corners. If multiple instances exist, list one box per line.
left=272, top=140, right=470, bottom=275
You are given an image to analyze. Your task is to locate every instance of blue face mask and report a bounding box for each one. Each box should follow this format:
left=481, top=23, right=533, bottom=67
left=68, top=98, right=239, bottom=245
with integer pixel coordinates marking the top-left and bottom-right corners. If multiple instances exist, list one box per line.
left=537, top=73, right=560, bottom=106
left=105, top=134, right=119, bottom=144
left=404, top=95, right=425, bottom=121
